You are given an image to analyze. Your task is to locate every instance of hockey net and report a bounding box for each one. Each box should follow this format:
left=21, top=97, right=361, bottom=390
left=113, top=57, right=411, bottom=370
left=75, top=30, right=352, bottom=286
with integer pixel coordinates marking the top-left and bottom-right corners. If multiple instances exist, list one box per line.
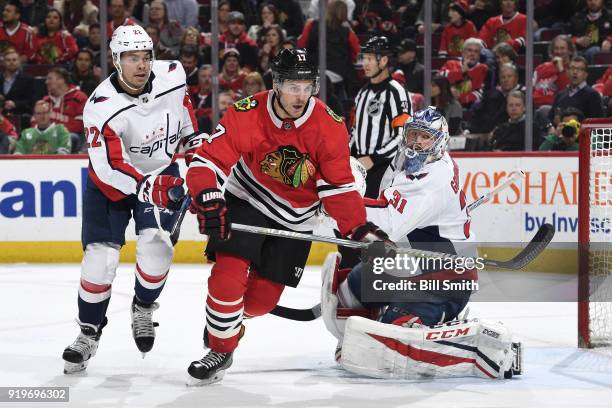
left=578, top=119, right=612, bottom=348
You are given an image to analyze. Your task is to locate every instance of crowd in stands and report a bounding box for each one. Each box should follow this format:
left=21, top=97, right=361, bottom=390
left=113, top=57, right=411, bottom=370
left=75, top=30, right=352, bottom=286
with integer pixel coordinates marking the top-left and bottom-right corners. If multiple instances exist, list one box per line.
left=0, top=0, right=611, bottom=155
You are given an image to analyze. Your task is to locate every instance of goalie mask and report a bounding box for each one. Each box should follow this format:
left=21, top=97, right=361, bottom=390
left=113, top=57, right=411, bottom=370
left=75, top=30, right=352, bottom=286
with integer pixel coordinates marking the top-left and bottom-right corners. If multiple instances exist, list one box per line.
left=393, top=107, right=449, bottom=174
left=109, top=25, right=155, bottom=92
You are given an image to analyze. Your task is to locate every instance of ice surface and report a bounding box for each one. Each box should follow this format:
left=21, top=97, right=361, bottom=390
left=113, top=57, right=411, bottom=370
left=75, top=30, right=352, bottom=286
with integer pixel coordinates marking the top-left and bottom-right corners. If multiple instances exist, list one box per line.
left=1, top=264, right=612, bottom=408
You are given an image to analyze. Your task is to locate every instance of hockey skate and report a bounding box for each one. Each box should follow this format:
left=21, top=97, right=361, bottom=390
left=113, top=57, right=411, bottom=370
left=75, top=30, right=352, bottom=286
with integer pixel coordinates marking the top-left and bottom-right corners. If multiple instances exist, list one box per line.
left=504, top=342, right=523, bottom=379
left=62, top=318, right=106, bottom=374
left=131, top=297, right=159, bottom=357
left=187, top=350, right=233, bottom=386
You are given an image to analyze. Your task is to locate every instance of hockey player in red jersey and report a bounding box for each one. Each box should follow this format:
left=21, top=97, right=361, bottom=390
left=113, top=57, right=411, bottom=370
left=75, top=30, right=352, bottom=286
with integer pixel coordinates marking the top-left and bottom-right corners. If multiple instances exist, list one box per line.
left=185, top=48, right=391, bottom=385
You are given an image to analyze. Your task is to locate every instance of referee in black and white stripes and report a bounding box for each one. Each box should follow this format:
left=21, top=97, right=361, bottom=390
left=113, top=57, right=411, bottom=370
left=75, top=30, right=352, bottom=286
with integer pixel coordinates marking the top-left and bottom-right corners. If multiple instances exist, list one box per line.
left=351, top=36, right=412, bottom=198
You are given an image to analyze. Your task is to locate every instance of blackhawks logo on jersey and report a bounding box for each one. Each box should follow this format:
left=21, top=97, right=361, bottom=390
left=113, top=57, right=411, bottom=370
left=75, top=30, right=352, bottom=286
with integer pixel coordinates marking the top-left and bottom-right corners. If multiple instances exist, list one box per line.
left=449, top=35, right=464, bottom=55
left=494, top=28, right=511, bottom=45
left=326, top=106, right=343, bottom=123
left=260, top=145, right=315, bottom=188
left=234, top=96, right=258, bottom=112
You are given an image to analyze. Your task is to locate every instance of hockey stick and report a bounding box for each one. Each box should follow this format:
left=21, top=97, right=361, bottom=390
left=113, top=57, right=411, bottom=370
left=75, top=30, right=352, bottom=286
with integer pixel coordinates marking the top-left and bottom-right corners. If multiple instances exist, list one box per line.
left=232, top=222, right=555, bottom=270
left=241, top=222, right=554, bottom=321
left=467, top=170, right=525, bottom=212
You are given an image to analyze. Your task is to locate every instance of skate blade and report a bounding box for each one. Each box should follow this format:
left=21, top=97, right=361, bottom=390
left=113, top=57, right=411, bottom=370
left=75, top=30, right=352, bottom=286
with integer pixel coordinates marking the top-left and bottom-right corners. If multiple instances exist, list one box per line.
left=185, top=370, right=226, bottom=386
left=64, top=361, right=88, bottom=374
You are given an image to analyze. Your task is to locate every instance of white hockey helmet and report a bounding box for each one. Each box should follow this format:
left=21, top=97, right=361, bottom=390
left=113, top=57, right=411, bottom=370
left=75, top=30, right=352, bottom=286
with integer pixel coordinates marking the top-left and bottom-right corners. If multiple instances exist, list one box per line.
left=393, top=106, right=449, bottom=174
left=109, top=25, right=155, bottom=88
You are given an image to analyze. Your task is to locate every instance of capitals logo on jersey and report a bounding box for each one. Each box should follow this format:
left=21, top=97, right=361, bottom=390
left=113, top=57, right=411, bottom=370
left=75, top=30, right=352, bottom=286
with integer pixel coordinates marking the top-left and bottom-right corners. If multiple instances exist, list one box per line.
left=260, top=145, right=315, bottom=188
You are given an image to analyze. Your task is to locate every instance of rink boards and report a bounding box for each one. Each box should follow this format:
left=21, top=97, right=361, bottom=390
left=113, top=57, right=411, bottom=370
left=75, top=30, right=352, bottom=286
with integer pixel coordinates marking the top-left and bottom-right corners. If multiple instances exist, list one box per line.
left=0, top=152, right=600, bottom=272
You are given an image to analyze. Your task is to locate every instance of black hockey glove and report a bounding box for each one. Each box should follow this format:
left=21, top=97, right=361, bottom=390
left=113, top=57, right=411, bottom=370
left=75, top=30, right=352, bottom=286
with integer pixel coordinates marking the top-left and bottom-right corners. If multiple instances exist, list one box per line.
left=191, top=189, right=231, bottom=240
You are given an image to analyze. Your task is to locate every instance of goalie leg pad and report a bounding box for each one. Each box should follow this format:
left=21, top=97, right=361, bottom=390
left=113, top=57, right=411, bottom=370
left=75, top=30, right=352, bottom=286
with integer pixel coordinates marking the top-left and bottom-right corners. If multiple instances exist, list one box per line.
left=339, top=316, right=517, bottom=380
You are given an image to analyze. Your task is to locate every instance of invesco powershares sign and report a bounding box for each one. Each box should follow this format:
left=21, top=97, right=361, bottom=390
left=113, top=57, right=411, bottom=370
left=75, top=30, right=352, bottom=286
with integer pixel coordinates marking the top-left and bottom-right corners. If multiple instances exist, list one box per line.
left=0, top=153, right=606, bottom=244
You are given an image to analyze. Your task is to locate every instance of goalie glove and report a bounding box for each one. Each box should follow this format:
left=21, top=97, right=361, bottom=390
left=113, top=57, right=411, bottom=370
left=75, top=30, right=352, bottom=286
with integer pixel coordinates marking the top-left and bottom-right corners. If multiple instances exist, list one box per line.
left=136, top=174, right=185, bottom=210
left=191, top=189, right=231, bottom=240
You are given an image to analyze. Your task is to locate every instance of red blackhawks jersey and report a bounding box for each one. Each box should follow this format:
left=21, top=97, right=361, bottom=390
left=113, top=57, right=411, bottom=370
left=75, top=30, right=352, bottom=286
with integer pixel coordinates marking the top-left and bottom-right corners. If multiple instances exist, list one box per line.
left=479, top=12, right=526, bottom=51
left=186, top=90, right=366, bottom=235
left=533, top=61, right=570, bottom=107
left=440, top=60, right=488, bottom=105
left=439, top=21, right=478, bottom=57
left=0, top=22, right=33, bottom=58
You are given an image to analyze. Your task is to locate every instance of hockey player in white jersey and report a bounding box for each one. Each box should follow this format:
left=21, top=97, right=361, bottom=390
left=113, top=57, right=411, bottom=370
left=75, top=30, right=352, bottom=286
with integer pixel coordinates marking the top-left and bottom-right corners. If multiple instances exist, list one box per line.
left=62, top=25, right=204, bottom=374
left=321, top=107, right=522, bottom=380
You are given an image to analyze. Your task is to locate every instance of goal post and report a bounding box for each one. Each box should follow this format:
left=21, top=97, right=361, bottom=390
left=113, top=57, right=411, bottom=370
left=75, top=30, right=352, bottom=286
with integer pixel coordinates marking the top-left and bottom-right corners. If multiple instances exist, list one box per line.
left=578, top=118, right=612, bottom=348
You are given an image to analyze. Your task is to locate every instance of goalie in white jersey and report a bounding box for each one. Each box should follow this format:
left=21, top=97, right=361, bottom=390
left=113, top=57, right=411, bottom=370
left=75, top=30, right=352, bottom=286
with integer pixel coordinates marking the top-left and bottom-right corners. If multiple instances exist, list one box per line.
left=322, top=107, right=522, bottom=380
left=62, top=25, right=203, bottom=374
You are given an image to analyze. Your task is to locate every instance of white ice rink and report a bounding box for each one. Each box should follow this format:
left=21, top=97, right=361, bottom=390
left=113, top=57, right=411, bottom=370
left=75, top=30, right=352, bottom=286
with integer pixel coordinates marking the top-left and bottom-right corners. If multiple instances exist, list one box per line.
left=1, top=263, right=612, bottom=408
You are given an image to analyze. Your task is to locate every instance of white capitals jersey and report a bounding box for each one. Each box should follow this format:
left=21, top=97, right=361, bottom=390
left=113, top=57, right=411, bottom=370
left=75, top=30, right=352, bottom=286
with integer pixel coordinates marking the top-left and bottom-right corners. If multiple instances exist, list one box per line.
left=84, top=60, right=199, bottom=201
left=366, top=152, right=476, bottom=250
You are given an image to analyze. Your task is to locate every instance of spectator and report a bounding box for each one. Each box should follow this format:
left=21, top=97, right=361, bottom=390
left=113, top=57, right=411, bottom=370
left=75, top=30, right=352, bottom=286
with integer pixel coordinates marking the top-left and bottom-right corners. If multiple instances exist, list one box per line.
left=15, top=99, right=70, bottom=154
left=217, top=0, right=231, bottom=35
left=179, top=45, right=199, bottom=88
left=539, top=107, right=583, bottom=151
left=146, top=24, right=176, bottom=60
left=107, top=0, right=136, bottom=39
left=431, top=75, right=462, bottom=135
left=485, top=42, right=518, bottom=90
left=43, top=67, right=87, bottom=152
left=54, top=0, right=98, bottom=36
left=549, top=56, right=604, bottom=123
left=309, top=0, right=355, bottom=21
left=0, top=1, right=34, bottom=60
left=440, top=37, right=488, bottom=107
left=266, top=0, right=304, bottom=39
left=82, top=22, right=100, bottom=65
left=247, top=2, right=285, bottom=46
left=198, top=89, right=234, bottom=133
left=241, top=71, right=265, bottom=98
left=479, top=0, right=526, bottom=52
left=468, top=0, right=498, bottom=30
left=570, top=0, right=611, bottom=63
left=190, top=64, right=211, bottom=119
left=439, top=0, right=478, bottom=58
left=489, top=90, right=530, bottom=151
left=219, top=47, right=246, bottom=94
left=393, top=38, right=424, bottom=94
left=164, top=0, right=198, bottom=29
left=70, top=48, right=99, bottom=96
left=219, top=11, right=258, bottom=71
left=31, top=8, right=78, bottom=64
left=0, top=49, right=35, bottom=115
left=298, top=0, right=360, bottom=100
left=19, top=0, right=49, bottom=28
left=148, top=0, right=183, bottom=54
left=258, top=24, right=283, bottom=72
left=469, top=63, right=522, bottom=134
left=180, top=26, right=205, bottom=60
left=415, top=0, right=451, bottom=34
left=533, top=35, right=574, bottom=109
left=0, top=94, right=18, bottom=153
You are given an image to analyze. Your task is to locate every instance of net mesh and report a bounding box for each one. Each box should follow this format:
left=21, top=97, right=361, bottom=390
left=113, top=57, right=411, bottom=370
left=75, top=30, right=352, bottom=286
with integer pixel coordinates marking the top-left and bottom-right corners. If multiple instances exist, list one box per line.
left=588, top=127, right=612, bottom=347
